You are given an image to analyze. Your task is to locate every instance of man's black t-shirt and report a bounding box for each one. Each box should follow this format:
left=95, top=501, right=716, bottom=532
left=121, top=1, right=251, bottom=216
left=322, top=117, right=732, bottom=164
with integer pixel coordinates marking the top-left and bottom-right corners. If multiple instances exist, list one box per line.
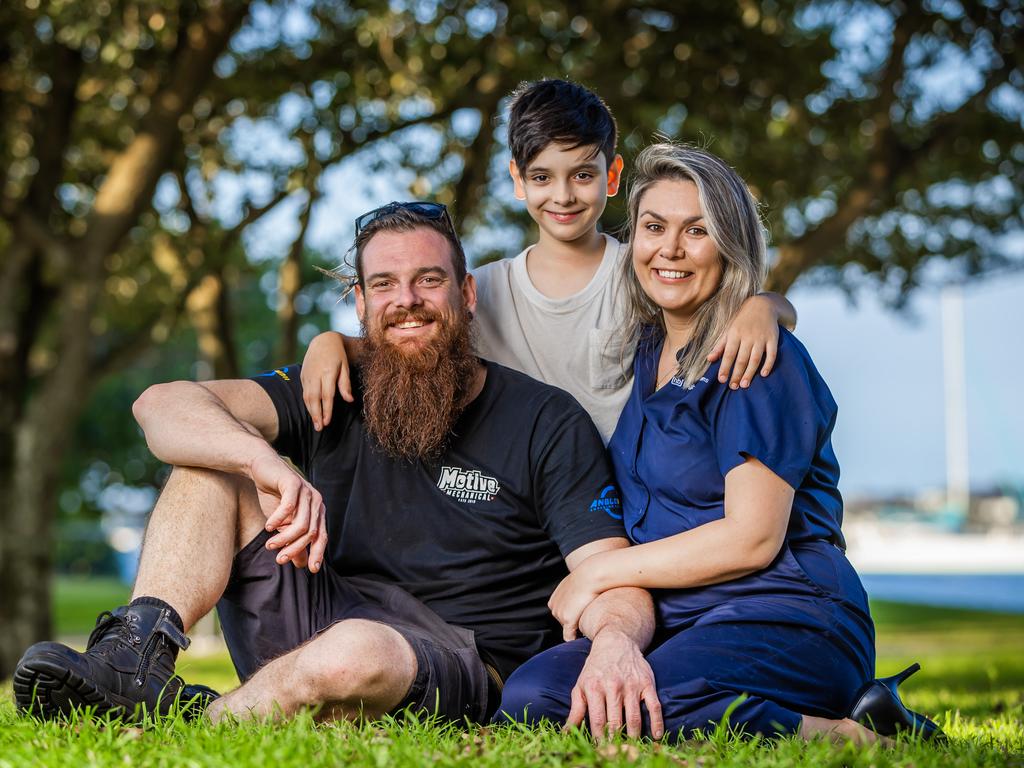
left=251, top=360, right=625, bottom=680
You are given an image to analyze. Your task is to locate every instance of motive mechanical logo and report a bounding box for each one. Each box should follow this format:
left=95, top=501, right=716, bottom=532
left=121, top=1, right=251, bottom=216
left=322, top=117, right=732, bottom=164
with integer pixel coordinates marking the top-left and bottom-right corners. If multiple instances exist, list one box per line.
left=437, top=466, right=500, bottom=503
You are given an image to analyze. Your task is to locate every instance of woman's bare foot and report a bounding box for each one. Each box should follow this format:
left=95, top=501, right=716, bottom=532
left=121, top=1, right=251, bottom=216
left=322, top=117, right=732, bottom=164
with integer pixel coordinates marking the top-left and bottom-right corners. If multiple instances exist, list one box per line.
left=800, top=715, right=893, bottom=746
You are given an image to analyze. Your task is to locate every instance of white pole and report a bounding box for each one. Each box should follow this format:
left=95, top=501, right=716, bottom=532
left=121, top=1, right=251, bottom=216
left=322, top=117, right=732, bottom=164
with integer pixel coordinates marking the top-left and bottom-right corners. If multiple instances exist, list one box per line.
left=941, top=284, right=970, bottom=514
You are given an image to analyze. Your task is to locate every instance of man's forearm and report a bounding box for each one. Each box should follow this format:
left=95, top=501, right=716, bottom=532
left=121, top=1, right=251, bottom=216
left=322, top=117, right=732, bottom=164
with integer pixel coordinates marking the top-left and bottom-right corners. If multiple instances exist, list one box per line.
left=132, top=381, right=274, bottom=475
left=577, top=587, right=655, bottom=651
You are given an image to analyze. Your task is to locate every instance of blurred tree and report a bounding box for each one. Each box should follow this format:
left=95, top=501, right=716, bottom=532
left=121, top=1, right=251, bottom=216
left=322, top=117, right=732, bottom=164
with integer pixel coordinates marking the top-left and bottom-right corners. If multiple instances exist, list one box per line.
left=0, top=0, right=464, bottom=676
left=0, top=0, right=1020, bottom=677
left=0, top=0, right=255, bottom=679
left=380, top=0, right=1021, bottom=295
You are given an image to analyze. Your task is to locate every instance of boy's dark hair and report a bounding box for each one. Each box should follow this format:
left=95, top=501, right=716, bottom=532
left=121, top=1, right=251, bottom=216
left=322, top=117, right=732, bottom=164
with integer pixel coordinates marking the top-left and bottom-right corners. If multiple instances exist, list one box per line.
left=507, top=79, right=617, bottom=173
left=353, top=206, right=467, bottom=287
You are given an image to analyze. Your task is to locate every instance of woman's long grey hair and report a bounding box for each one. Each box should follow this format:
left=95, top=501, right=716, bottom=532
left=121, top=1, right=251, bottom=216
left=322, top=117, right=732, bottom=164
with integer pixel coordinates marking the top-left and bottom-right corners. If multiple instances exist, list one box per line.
left=618, top=143, right=768, bottom=388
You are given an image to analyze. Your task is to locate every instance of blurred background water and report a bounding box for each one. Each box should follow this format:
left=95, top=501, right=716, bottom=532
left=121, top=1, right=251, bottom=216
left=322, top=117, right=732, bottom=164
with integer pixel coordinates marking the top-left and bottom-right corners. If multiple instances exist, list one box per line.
left=859, top=574, right=1024, bottom=613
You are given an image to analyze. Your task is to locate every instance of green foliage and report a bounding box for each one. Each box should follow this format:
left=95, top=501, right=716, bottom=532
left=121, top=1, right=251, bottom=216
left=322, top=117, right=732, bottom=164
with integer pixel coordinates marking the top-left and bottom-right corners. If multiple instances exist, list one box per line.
left=2, top=1, right=1019, bottom=473
left=4, top=0, right=1015, bottom=524
left=54, top=522, right=120, bottom=578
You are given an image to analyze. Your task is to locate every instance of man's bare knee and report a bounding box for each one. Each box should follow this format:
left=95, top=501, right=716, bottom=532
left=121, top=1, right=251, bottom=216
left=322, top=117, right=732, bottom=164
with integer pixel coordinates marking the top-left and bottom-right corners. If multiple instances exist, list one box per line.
left=292, top=619, right=417, bottom=713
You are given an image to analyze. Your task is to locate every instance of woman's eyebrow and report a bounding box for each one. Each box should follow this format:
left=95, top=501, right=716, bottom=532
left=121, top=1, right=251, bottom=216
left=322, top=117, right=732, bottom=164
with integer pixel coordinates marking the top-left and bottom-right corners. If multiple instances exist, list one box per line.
left=639, top=210, right=704, bottom=226
left=638, top=209, right=667, bottom=221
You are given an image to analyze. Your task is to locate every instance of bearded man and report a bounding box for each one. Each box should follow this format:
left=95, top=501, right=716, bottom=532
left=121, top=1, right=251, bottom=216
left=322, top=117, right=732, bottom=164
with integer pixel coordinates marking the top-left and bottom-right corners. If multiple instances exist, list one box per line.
left=14, top=202, right=660, bottom=733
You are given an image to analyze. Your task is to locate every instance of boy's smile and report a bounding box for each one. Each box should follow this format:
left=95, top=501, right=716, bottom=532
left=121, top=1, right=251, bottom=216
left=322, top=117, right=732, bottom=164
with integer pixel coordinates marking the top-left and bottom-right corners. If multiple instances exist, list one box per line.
left=510, top=143, right=623, bottom=249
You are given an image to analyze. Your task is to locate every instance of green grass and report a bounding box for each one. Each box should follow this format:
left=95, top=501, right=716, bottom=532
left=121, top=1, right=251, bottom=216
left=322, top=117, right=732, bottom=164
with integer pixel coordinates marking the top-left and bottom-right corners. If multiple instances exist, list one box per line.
left=0, top=581, right=1018, bottom=767
left=54, top=576, right=130, bottom=637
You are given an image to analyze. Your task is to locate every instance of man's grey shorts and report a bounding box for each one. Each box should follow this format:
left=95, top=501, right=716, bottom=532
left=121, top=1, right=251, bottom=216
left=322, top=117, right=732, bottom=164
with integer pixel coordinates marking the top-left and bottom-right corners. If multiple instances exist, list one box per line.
left=216, top=530, right=497, bottom=723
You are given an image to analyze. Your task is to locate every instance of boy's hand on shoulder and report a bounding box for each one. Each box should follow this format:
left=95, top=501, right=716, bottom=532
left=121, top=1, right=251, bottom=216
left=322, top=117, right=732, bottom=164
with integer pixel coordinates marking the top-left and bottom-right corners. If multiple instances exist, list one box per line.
left=707, top=294, right=781, bottom=390
left=300, top=331, right=353, bottom=430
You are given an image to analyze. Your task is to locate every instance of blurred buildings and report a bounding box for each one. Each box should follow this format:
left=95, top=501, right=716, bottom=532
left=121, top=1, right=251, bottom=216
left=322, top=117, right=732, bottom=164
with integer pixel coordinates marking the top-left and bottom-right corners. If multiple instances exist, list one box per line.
left=845, top=486, right=1024, bottom=574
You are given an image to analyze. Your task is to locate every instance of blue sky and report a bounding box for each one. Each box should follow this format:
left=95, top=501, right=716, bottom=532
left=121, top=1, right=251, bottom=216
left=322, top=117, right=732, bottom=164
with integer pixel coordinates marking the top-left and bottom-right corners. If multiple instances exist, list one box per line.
left=790, top=272, right=1024, bottom=499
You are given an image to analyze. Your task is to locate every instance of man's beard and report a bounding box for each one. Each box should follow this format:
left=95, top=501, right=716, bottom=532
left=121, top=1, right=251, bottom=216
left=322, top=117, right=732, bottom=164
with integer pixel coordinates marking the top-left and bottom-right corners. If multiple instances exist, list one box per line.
left=360, top=307, right=478, bottom=462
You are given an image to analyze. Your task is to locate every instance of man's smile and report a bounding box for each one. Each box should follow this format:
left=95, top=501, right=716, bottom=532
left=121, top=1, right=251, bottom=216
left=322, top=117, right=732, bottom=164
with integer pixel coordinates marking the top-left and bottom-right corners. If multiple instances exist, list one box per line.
left=383, top=313, right=441, bottom=342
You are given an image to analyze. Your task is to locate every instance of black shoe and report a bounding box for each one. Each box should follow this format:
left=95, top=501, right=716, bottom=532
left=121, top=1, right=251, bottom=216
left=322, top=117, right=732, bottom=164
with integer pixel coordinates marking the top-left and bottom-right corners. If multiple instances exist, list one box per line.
left=178, top=682, right=221, bottom=721
left=13, top=602, right=190, bottom=722
left=850, top=663, right=946, bottom=742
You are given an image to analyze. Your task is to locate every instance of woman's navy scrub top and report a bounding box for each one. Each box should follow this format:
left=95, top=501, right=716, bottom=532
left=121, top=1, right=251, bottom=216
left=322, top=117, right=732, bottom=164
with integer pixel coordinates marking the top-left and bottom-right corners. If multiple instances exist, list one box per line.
left=496, top=329, right=877, bottom=737
left=611, top=329, right=875, bottom=679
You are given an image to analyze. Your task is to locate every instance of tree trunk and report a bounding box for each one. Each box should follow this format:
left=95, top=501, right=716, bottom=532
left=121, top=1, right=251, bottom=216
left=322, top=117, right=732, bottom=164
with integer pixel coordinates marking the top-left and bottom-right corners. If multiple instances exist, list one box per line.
left=450, top=73, right=508, bottom=228
left=188, top=269, right=240, bottom=380
left=277, top=188, right=317, bottom=365
left=1, top=407, right=68, bottom=669
left=0, top=0, right=252, bottom=679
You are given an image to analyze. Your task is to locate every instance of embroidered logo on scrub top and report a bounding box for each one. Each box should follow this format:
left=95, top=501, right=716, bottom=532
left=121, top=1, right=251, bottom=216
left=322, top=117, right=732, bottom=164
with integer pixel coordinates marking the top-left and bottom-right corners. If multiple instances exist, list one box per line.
left=589, top=485, right=623, bottom=519
left=437, top=466, right=500, bottom=503
left=671, top=375, right=712, bottom=390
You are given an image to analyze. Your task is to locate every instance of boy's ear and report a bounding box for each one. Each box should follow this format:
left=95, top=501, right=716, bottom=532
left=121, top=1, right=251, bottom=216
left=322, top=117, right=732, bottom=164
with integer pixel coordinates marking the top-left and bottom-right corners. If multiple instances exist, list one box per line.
left=509, top=160, right=527, bottom=201
left=606, top=154, right=624, bottom=197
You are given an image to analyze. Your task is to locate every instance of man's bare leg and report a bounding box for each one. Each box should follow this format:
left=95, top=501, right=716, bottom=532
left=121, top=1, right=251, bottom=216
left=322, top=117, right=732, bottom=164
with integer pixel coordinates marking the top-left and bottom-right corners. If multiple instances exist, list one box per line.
left=140, top=469, right=419, bottom=722
left=13, top=464, right=263, bottom=720
left=208, top=618, right=418, bottom=722
left=132, top=465, right=265, bottom=629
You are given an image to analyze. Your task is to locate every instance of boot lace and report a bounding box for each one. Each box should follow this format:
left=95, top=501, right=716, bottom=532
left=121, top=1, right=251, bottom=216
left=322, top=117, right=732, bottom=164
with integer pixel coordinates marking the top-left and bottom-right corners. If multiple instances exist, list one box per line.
left=86, top=610, right=142, bottom=650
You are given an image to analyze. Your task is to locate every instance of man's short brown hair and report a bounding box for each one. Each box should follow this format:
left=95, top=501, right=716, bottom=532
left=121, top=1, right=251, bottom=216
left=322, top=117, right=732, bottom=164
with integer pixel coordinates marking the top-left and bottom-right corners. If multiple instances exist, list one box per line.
left=354, top=206, right=467, bottom=287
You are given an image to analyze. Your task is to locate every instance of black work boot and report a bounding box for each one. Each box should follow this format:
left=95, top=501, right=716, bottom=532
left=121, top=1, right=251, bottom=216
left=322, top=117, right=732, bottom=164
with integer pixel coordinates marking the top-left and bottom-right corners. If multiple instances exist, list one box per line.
left=13, top=599, right=191, bottom=722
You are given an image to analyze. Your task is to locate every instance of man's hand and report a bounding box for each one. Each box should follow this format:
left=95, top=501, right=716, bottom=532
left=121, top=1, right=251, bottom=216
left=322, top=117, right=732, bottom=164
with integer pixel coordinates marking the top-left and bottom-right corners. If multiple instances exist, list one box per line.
left=549, top=564, right=603, bottom=642
left=566, top=630, right=663, bottom=740
left=300, top=331, right=353, bottom=431
left=249, top=453, right=328, bottom=573
left=706, top=293, right=783, bottom=390
left=559, top=539, right=659, bottom=739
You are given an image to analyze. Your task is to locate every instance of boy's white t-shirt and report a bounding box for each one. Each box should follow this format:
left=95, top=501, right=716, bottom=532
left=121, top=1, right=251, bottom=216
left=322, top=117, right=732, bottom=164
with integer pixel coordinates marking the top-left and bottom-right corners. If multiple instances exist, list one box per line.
left=471, top=234, right=634, bottom=443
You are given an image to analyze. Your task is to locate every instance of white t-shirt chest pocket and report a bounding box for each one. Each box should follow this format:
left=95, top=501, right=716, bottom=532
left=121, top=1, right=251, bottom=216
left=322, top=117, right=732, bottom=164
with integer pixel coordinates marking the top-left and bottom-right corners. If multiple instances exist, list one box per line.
left=588, top=328, right=630, bottom=390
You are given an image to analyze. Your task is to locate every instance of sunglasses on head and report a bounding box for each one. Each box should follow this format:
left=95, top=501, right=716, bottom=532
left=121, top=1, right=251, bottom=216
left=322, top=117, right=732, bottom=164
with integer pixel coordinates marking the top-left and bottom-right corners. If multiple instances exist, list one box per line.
left=354, top=201, right=454, bottom=236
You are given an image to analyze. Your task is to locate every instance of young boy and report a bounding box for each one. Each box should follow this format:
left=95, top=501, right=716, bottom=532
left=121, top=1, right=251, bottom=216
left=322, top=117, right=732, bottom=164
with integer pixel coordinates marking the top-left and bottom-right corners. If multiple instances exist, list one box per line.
left=301, top=79, right=794, bottom=441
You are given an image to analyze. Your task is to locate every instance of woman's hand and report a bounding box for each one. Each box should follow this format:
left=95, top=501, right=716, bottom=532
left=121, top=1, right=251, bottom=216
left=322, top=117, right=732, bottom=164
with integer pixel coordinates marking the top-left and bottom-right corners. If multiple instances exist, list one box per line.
left=707, top=293, right=782, bottom=389
left=549, top=561, right=605, bottom=641
left=300, top=331, right=353, bottom=431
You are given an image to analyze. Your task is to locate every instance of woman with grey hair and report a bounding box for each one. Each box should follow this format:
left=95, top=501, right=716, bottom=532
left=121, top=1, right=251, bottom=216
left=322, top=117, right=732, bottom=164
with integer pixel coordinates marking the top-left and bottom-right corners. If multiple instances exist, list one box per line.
left=498, top=143, right=943, bottom=744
